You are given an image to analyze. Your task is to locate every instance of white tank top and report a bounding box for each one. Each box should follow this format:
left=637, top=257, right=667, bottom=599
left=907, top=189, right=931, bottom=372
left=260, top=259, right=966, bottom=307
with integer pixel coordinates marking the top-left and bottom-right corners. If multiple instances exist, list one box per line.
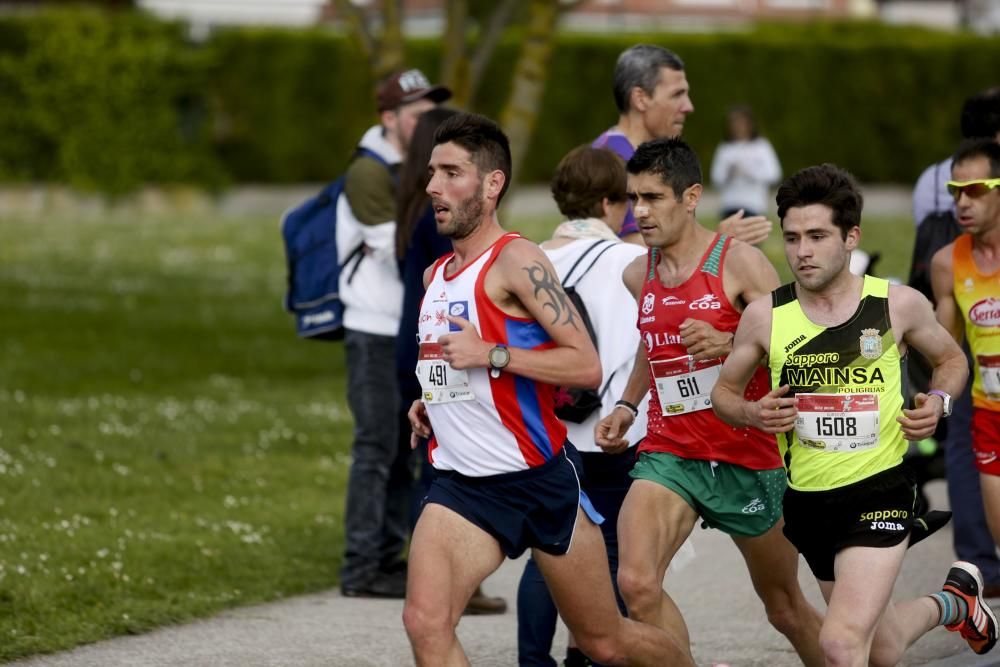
left=416, top=233, right=568, bottom=476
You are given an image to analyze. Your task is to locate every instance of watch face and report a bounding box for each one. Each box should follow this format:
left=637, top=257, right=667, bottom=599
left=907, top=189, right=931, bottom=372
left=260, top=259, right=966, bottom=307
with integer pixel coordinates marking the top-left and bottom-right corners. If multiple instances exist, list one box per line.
left=489, top=346, right=510, bottom=368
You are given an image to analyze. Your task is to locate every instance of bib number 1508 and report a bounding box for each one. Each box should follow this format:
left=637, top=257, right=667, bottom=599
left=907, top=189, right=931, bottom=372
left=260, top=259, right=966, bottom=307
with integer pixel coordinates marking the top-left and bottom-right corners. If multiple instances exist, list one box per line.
left=814, top=415, right=857, bottom=437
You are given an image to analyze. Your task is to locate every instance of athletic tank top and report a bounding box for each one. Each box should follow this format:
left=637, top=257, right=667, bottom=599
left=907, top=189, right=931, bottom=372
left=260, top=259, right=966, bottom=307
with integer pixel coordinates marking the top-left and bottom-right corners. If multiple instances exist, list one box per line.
left=953, top=234, right=1000, bottom=411
left=416, top=233, right=568, bottom=476
left=768, top=276, right=907, bottom=491
left=639, top=234, right=780, bottom=469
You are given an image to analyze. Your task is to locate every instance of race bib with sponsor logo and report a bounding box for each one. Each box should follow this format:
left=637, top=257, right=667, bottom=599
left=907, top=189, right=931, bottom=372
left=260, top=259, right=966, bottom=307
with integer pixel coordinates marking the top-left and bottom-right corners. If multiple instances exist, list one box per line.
left=650, top=355, right=721, bottom=416
left=794, top=393, right=879, bottom=453
left=978, top=354, right=1000, bottom=399
left=415, top=342, right=474, bottom=404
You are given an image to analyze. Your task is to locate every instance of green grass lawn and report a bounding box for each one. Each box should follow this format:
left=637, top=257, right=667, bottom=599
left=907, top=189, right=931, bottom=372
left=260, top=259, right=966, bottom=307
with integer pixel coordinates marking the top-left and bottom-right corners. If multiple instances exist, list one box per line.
left=0, top=209, right=914, bottom=661
left=0, top=213, right=354, bottom=661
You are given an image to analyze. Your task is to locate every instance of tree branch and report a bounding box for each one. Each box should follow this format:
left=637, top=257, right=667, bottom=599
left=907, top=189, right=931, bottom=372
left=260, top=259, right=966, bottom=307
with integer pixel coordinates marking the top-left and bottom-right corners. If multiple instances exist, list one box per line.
left=440, top=0, right=470, bottom=105
left=333, top=0, right=375, bottom=61
left=468, top=0, right=520, bottom=100
left=374, top=0, right=405, bottom=77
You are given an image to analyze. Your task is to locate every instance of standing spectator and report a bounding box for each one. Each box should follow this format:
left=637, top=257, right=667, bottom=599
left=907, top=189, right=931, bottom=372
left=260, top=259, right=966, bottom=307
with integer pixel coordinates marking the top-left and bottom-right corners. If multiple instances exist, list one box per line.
left=593, top=44, right=772, bottom=246
left=710, top=105, right=782, bottom=220
left=517, top=146, right=648, bottom=666
left=913, top=88, right=1000, bottom=229
left=394, top=106, right=507, bottom=615
left=339, top=69, right=450, bottom=599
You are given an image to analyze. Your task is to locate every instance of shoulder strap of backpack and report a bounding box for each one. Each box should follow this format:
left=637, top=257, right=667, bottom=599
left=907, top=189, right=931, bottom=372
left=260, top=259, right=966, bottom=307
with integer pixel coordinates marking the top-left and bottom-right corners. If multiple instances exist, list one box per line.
left=355, top=147, right=390, bottom=167
left=564, top=241, right=616, bottom=288
left=934, top=160, right=941, bottom=212
left=566, top=241, right=617, bottom=289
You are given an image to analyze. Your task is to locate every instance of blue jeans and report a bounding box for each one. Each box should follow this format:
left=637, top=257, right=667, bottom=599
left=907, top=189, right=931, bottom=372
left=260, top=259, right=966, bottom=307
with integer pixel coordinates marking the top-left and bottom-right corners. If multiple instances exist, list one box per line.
left=945, top=382, right=1000, bottom=586
left=516, top=446, right=634, bottom=666
left=341, top=329, right=415, bottom=588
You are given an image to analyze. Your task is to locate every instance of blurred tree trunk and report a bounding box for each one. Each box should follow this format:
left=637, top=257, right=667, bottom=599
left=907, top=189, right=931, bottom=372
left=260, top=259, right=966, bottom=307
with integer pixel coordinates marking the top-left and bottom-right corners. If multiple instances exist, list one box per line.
left=334, top=0, right=405, bottom=81
left=441, top=0, right=521, bottom=109
left=501, top=0, right=577, bottom=182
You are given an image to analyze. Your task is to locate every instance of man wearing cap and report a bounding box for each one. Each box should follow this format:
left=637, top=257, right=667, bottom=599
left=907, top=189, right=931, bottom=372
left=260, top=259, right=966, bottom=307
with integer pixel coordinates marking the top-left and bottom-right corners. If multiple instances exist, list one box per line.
left=339, top=69, right=450, bottom=599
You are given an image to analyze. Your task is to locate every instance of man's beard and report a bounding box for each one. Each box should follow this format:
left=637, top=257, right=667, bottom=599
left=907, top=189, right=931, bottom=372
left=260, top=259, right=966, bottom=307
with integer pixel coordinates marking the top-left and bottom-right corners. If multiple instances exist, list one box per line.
left=442, top=184, right=485, bottom=240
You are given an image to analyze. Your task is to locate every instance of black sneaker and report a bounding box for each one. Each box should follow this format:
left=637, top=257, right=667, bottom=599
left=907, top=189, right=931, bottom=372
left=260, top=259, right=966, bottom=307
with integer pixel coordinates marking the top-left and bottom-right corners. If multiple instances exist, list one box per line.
left=942, top=561, right=998, bottom=655
left=341, top=571, right=406, bottom=599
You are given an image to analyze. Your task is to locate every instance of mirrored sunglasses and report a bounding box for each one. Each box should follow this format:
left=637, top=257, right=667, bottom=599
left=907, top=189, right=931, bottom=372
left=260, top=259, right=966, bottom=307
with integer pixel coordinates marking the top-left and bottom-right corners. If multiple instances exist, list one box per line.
left=946, top=178, right=1000, bottom=200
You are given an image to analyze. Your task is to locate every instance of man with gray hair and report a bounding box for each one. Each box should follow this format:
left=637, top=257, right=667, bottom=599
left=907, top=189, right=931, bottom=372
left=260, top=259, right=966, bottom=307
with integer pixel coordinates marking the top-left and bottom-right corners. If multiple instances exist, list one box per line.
left=593, top=44, right=771, bottom=246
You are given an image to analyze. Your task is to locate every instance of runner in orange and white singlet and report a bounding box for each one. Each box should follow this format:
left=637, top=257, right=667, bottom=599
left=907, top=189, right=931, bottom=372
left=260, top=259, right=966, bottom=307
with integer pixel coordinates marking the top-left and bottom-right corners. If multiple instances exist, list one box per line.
left=932, top=138, right=1000, bottom=552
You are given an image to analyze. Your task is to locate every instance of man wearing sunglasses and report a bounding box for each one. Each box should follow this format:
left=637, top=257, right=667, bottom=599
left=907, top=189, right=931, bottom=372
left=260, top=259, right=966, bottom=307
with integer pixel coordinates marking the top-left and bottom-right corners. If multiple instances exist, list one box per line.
left=932, top=139, right=1000, bottom=568
left=913, top=88, right=1000, bottom=600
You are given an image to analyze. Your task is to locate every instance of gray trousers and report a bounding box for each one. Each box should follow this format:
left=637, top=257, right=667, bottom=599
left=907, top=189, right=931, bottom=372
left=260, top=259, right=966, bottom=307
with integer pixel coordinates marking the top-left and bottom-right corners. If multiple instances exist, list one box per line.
left=341, top=329, right=414, bottom=587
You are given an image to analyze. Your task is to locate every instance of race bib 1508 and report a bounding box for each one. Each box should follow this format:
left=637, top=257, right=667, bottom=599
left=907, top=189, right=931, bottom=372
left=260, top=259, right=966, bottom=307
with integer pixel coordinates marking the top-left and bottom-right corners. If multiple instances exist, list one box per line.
left=794, top=393, right=879, bottom=453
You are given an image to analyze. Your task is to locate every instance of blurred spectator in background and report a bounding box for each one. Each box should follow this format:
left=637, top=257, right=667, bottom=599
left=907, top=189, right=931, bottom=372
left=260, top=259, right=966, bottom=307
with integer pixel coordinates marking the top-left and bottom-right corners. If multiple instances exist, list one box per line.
left=394, top=106, right=507, bottom=616
left=339, top=69, right=450, bottom=599
left=709, top=104, right=782, bottom=220
left=913, top=88, right=1000, bottom=230
left=593, top=44, right=772, bottom=246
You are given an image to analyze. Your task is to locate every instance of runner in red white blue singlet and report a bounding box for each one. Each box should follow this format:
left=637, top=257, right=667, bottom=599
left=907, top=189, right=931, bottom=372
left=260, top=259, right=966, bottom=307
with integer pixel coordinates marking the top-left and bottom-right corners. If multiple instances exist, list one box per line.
left=403, top=113, right=689, bottom=666
left=417, top=232, right=568, bottom=476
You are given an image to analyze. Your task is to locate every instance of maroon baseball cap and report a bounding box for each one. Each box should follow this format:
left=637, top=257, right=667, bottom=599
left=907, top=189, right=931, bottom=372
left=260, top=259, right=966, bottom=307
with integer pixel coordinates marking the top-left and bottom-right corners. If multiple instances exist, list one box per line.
left=376, top=69, right=452, bottom=112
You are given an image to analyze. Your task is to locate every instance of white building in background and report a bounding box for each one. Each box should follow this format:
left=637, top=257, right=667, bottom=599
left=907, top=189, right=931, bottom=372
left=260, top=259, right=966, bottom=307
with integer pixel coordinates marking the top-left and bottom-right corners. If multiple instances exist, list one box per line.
left=132, top=0, right=999, bottom=34
left=137, top=0, right=327, bottom=28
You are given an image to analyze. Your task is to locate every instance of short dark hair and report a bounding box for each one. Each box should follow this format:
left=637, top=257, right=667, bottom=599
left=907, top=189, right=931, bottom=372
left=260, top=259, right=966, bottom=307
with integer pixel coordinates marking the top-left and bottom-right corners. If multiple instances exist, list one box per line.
left=613, top=44, right=685, bottom=114
left=433, top=112, right=513, bottom=203
left=960, top=87, right=1000, bottom=139
left=626, top=137, right=702, bottom=200
left=551, top=146, right=627, bottom=219
left=952, top=137, right=1000, bottom=178
left=776, top=164, right=863, bottom=239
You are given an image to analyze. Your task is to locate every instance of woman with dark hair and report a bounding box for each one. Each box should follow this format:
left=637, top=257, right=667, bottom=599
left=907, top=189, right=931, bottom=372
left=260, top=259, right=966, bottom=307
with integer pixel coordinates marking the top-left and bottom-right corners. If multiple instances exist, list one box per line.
left=394, top=106, right=507, bottom=616
left=710, top=104, right=782, bottom=220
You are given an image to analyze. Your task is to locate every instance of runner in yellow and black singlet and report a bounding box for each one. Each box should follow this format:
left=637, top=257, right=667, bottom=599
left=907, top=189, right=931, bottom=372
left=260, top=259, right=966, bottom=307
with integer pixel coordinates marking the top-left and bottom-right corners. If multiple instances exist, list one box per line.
left=712, top=164, right=995, bottom=664
left=769, top=275, right=905, bottom=492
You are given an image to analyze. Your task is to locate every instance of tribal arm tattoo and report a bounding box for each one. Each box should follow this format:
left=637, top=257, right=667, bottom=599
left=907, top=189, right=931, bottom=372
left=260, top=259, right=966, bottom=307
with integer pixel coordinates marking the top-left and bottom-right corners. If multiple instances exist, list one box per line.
left=523, top=261, right=579, bottom=330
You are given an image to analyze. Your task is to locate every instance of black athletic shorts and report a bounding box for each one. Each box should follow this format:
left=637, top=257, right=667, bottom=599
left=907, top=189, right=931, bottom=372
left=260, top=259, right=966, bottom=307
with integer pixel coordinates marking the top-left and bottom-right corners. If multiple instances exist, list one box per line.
left=424, top=444, right=603, bottom=558
left=782, top=464, right=917, bottom=581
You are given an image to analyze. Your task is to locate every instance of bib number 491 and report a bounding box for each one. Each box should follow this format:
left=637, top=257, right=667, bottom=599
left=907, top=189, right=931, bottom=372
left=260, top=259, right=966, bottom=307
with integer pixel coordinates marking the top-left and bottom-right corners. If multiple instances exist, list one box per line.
left=428, top=364, right=448, bottom=387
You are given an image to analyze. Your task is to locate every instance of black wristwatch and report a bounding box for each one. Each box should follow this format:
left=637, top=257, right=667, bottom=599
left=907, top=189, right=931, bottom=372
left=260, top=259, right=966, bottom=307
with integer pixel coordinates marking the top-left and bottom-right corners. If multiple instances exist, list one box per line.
left=488, top=344, right=510, bottom=378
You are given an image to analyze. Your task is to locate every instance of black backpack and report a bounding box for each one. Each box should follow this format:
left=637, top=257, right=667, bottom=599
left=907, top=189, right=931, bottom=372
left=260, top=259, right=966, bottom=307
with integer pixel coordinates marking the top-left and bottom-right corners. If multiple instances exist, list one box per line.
left=553, top=240, right=617, bottom=423
left=907, top=163, right=961, bottom=394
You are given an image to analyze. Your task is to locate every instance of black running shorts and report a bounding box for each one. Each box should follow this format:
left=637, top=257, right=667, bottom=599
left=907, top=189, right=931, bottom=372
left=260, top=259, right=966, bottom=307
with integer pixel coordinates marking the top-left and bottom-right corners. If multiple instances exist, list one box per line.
left=424, top=445, right=602, bottom=558
left=782, top=464, right=917, bottom=581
